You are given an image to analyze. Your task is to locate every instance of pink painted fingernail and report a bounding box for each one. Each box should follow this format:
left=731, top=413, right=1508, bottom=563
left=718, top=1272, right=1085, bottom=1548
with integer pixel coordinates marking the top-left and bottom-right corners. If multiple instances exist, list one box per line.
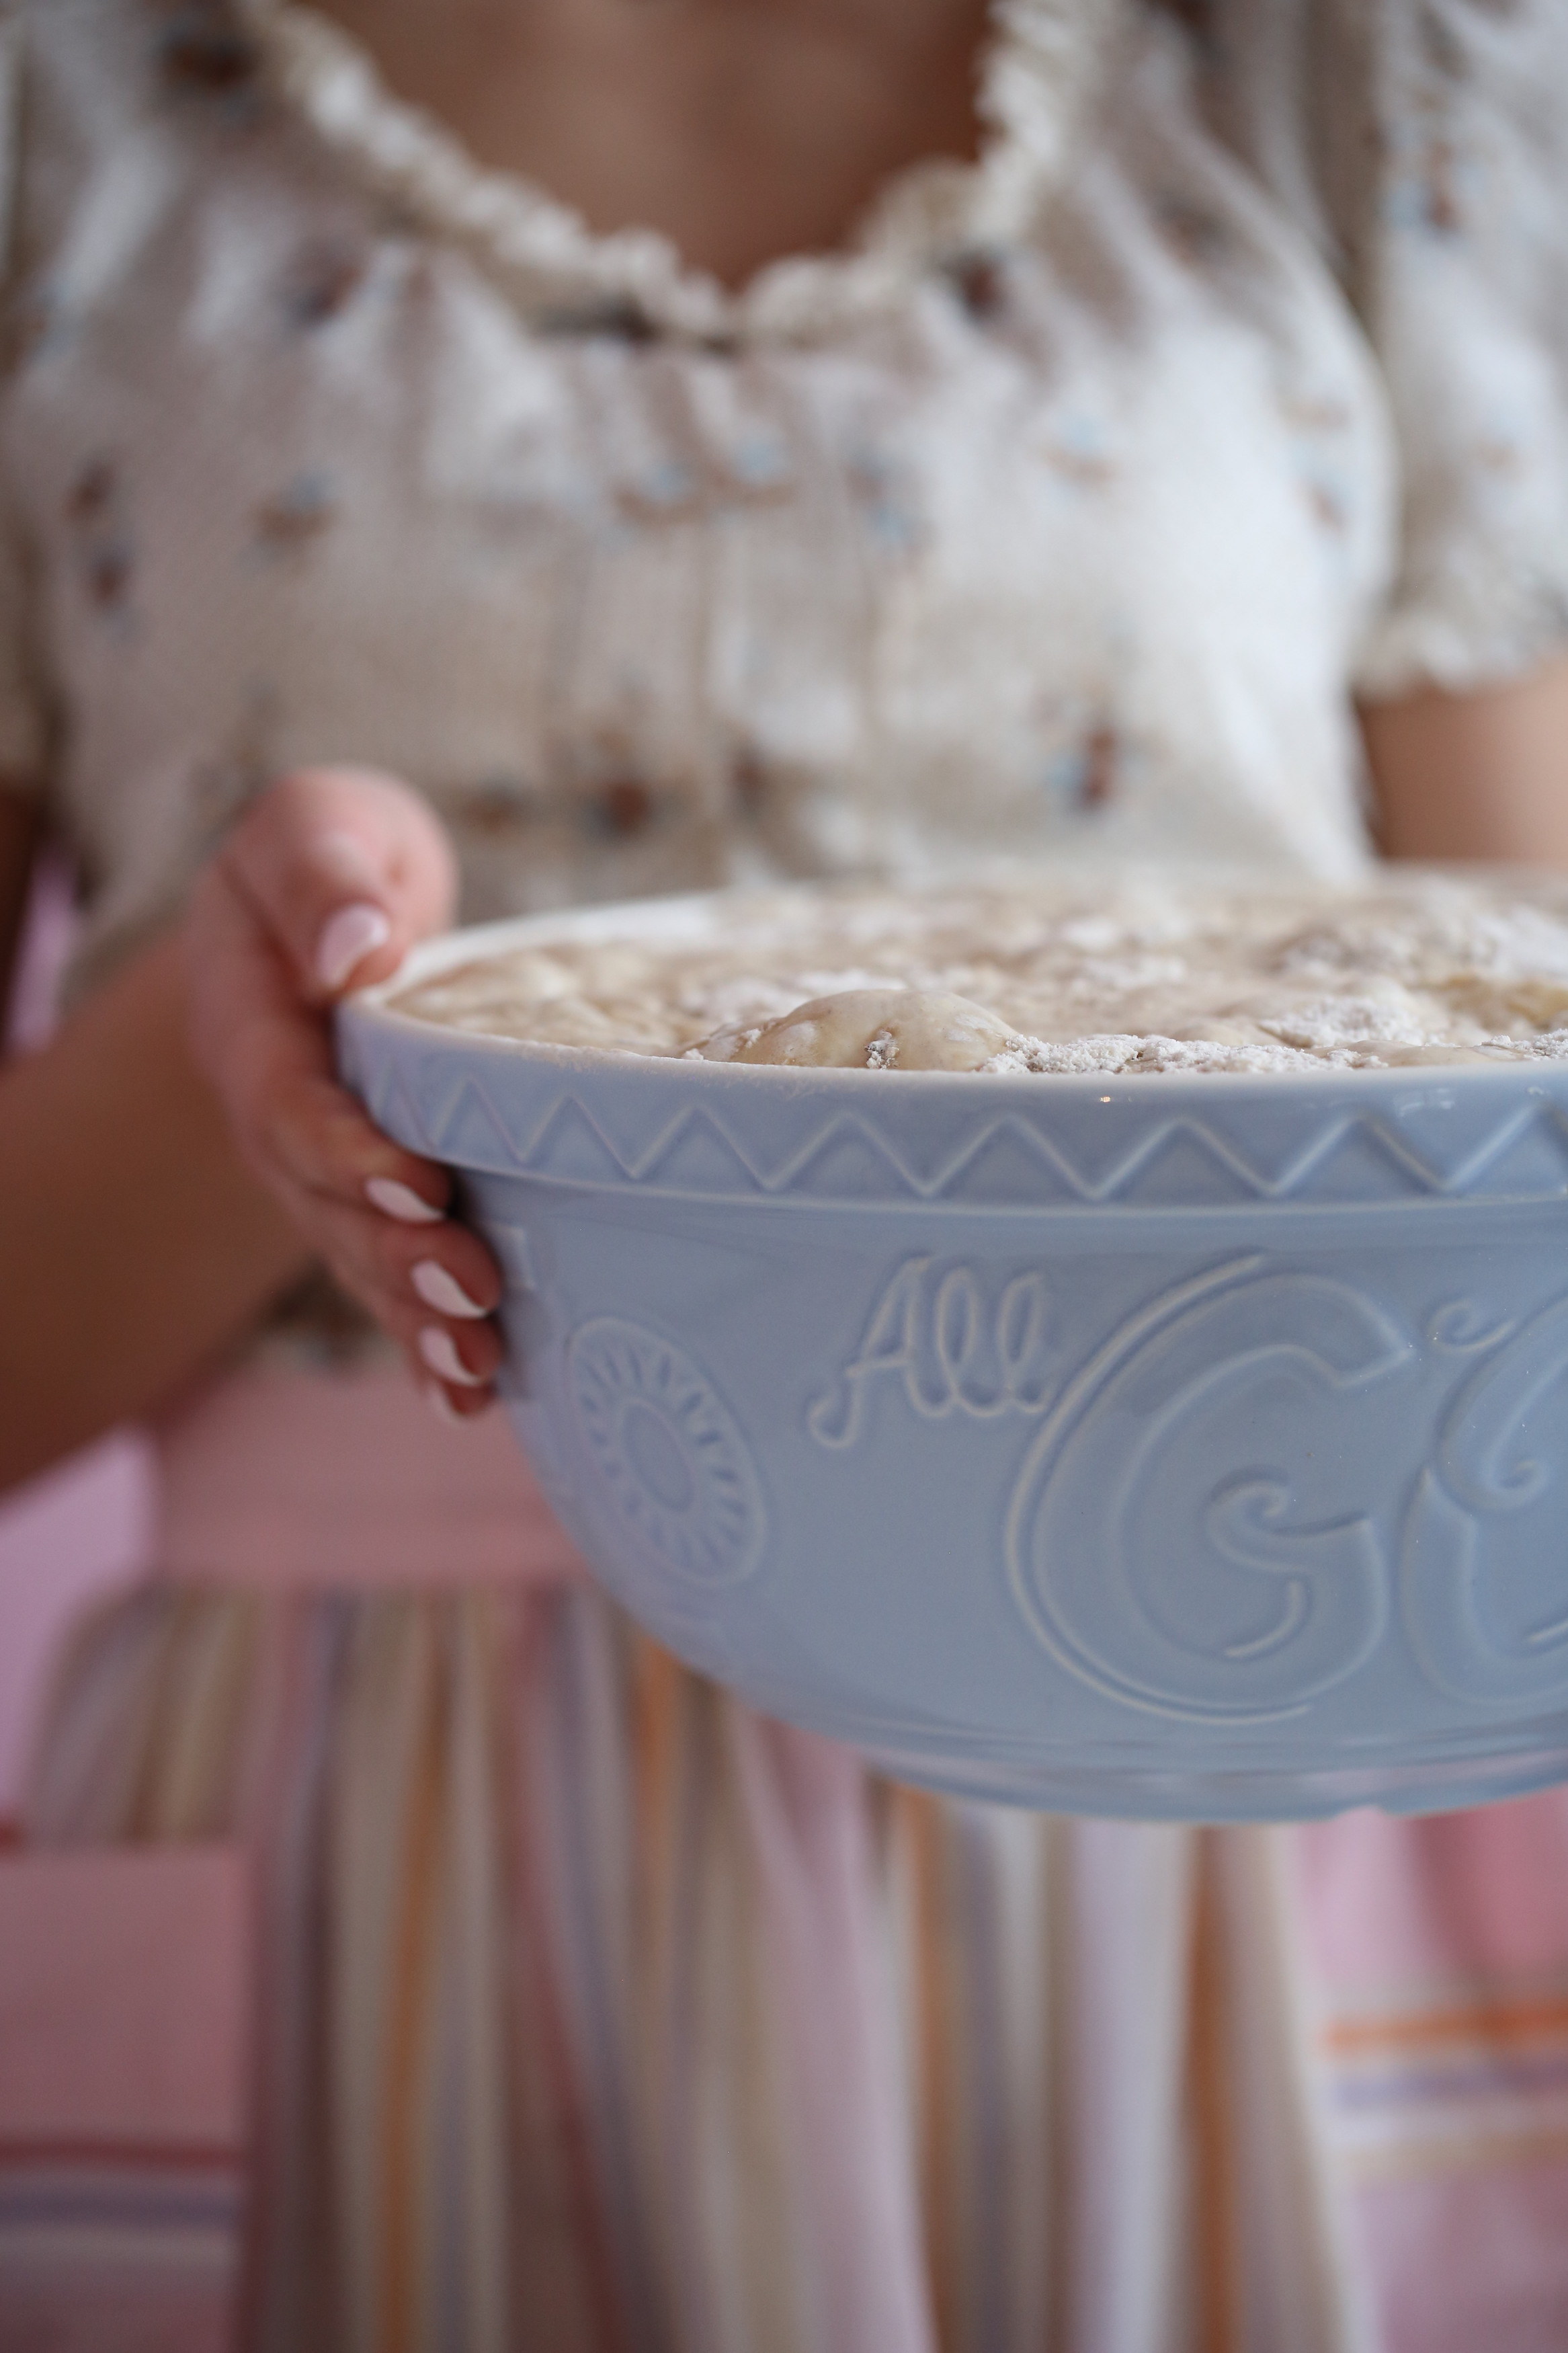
left=316, top=902, right=391, bottom=992
left=411, top=1261, right=488, bottom=1318
left=366, top=1176, right=443, bottom=1224
left=418, top=1326, right=486, bottom=1386
left=424, top=1381, right=464, bottom=1425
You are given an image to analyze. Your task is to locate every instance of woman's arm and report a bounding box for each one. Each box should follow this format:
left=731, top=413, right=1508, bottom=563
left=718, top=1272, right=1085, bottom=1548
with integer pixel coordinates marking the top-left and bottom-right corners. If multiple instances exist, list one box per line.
left=0, top=766, right=507, bottom=1494
left=1362, top=651, right=1568, bottom=869
left=0, top=785, right=308, bottom=1486
left=0, top=925, right=312, bottom=1488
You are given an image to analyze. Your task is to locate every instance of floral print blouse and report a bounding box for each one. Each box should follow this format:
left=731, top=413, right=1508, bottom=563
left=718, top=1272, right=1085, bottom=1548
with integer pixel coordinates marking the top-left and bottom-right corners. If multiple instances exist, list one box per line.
left=2, top=0, right=1567, bottom=1001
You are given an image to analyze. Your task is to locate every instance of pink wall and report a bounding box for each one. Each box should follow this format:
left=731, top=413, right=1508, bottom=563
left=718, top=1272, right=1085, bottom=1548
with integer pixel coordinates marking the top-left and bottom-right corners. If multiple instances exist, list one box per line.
left=0, top=1437, right=155, bottom=1814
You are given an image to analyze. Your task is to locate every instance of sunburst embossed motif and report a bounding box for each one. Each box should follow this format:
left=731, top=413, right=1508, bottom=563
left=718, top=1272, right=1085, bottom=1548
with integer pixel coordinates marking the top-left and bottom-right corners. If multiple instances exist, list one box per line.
left=567, top=1318, right=765, bottom=1585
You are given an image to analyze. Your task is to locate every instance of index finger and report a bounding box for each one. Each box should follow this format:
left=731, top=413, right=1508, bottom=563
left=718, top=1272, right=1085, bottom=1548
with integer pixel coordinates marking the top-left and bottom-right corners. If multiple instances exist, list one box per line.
left=185, top=852, right=452, bottom=1222
left=218, top=766, right=458, bottom=1005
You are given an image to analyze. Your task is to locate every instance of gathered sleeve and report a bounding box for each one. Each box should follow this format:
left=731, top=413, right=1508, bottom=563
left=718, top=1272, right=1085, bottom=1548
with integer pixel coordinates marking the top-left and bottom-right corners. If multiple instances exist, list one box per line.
left=1202, top=0, right=1568, bottom=700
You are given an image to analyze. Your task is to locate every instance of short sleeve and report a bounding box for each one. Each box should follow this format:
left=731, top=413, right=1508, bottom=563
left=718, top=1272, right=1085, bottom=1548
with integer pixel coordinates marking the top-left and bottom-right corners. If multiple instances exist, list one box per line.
left=1196, top=0, right=1568, bottom=700
left=0, top=7, right=50, bottom=791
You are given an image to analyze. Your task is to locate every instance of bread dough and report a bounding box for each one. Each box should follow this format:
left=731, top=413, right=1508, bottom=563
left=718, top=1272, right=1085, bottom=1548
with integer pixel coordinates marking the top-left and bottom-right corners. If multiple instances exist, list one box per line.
left=390, top=870, right=1568, bottom=1074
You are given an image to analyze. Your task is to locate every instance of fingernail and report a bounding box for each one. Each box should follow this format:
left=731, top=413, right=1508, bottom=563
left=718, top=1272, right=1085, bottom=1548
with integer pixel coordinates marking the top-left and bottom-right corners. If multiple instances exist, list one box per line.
left=411, top=1260, right=489, bottom=1318
left=418, top=1326, right=486, bottom=1386
left=424, top=1381, right=464, bottom=1425
left=316, top=902, right=392, bottom=992
left=366, top=1176, right=443, bottom=1224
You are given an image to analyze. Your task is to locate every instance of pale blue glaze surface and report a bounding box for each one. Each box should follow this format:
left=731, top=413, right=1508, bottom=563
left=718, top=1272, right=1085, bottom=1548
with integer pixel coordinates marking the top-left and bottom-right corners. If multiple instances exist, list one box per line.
left=339, top=905, right=1568, bottom=1821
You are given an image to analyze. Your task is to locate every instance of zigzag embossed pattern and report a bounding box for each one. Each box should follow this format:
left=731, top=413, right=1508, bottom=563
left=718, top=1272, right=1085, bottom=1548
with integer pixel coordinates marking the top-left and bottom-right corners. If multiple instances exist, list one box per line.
left=337, top=1020, right=1568, bottom=1210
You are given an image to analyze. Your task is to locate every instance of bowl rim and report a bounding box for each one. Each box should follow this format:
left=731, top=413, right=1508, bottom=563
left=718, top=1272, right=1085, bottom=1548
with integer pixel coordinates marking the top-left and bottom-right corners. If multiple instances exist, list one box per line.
left=340, top=889, right=1568, bottom=1109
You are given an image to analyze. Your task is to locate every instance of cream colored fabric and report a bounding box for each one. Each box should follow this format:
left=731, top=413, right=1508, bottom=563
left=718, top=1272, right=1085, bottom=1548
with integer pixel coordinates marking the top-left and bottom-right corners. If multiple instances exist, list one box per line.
left=1202, top=0, right=1568, bottom=699
left=3, top=0, right=1565, bottom=1000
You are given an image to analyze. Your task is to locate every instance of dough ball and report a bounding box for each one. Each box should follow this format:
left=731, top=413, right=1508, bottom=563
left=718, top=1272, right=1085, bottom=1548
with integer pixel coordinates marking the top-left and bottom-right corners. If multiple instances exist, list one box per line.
left=707, top=987, right=1015, bottom=1071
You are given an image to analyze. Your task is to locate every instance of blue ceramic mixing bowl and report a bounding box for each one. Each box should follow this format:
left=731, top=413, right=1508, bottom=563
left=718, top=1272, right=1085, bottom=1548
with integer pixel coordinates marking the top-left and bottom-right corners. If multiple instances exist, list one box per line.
left=339, top=897, right=1568, bottom=1821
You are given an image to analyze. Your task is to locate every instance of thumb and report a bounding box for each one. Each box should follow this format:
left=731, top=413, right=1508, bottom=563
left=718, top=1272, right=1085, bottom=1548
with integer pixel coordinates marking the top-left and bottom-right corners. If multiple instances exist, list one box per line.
left=219, top=766, right=458, bottom=1002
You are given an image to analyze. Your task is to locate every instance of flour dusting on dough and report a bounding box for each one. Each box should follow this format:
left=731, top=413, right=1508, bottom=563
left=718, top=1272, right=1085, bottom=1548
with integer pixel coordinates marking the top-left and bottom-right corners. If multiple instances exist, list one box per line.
left=390, top=872, right=1568, bottom=1074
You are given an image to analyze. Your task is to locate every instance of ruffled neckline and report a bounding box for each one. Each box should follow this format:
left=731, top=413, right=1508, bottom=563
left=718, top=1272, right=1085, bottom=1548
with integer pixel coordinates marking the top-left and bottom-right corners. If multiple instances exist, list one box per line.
left=247, top=0, right=1118, bottom=345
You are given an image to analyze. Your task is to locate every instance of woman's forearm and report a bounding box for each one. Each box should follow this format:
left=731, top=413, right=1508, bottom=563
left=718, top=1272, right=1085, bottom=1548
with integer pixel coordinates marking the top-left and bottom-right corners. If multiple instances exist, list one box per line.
left=0, top=930, right=311, bottom=1490
left=1362, top=652, right=1568, bottom=869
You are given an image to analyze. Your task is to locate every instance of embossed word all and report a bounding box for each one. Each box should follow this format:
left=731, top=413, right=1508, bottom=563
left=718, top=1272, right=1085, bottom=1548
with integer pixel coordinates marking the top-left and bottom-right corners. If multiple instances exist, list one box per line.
left=809, top=1255, right=1055, bottom=1448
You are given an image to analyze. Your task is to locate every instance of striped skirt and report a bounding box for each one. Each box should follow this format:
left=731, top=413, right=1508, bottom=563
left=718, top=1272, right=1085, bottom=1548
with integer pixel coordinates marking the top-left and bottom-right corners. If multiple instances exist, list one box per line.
left=23, top=1367, right=1568, bottom=2352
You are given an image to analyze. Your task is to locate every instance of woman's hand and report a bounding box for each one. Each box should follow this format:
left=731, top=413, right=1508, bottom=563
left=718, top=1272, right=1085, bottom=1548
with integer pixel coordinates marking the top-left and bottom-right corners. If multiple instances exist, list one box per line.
left=186, top=767, right=505, bottom=1416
